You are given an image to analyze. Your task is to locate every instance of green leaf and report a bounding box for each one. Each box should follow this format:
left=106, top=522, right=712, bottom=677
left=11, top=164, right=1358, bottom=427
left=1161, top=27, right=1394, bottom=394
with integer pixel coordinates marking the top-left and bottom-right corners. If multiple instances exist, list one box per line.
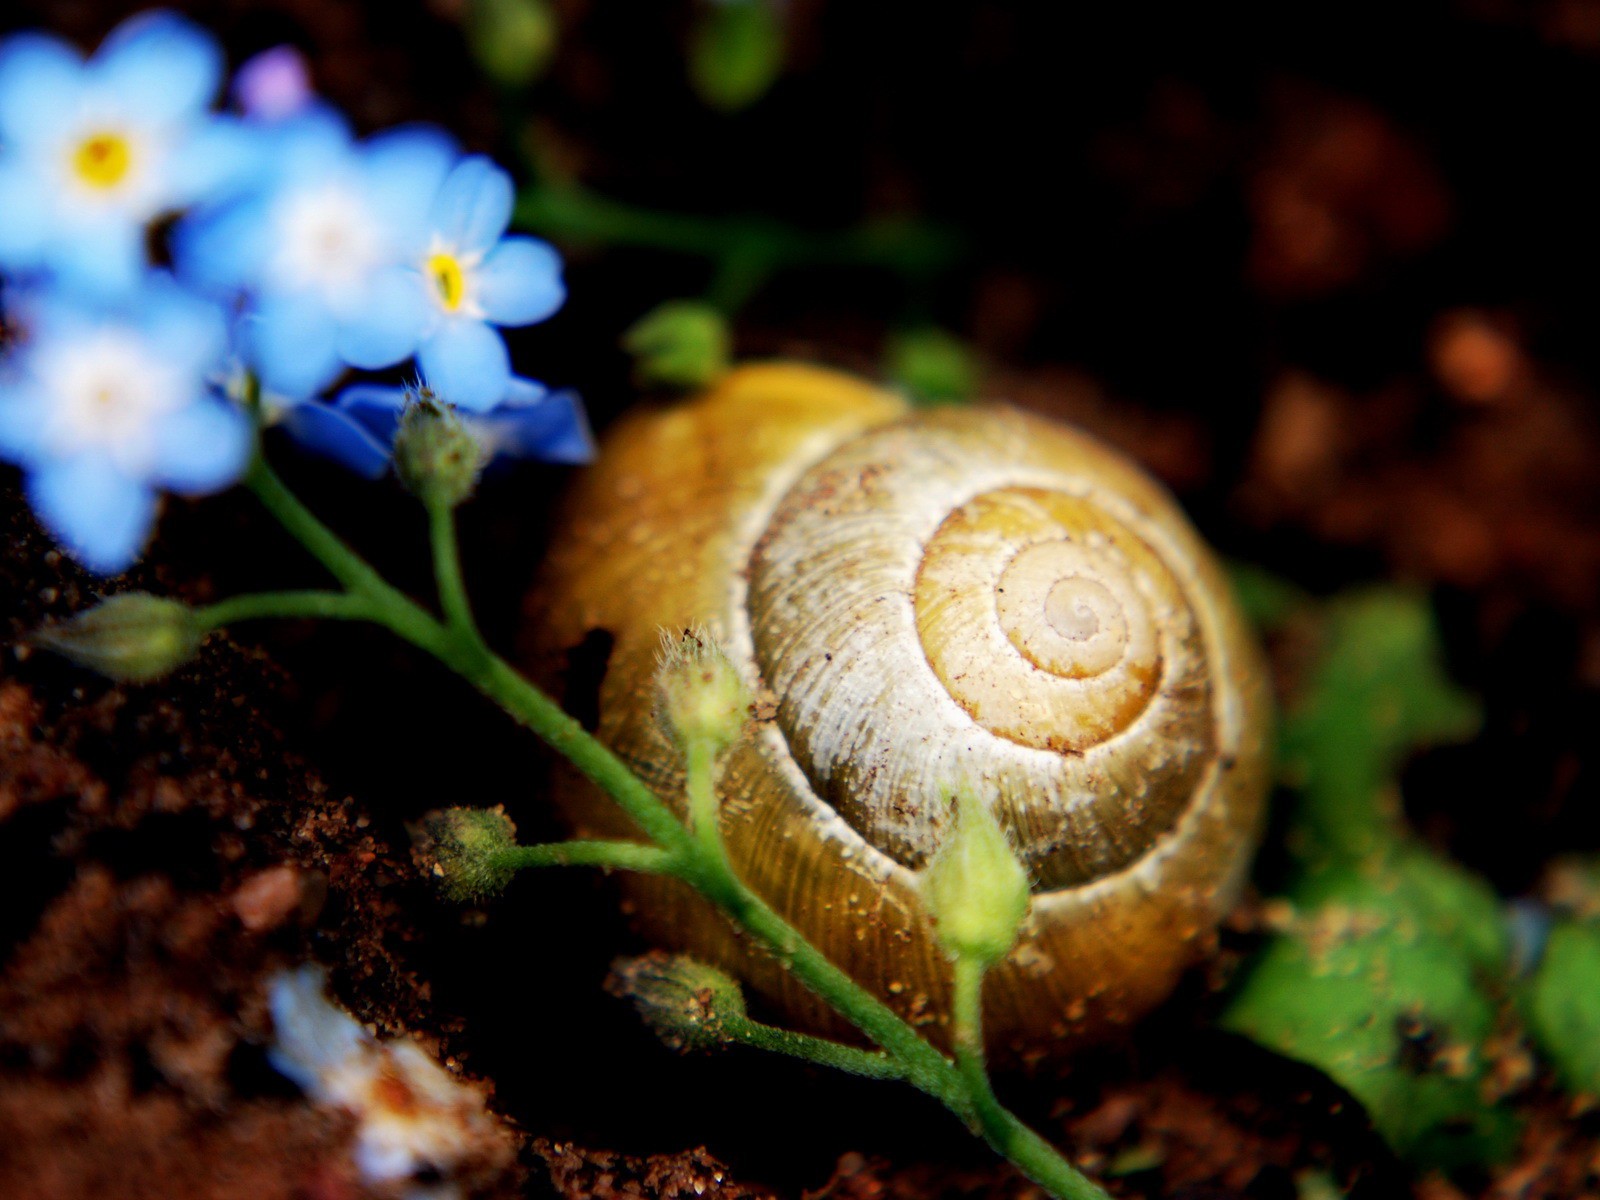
left=465, top=0, right=557, bottom=88
left=689, top=0, right=785, bottom=112
left=622, top=300, right=732, bottom=389
left=1281, top=589, right=1480, bottom=864
left=1523, top=920, right=1600, bottom=1097
left=884, top=327, right=980, bottom=407
left=1222, top=870, right=1514, bottom=1166
left=1225, top=587, right=1516, bottom=1168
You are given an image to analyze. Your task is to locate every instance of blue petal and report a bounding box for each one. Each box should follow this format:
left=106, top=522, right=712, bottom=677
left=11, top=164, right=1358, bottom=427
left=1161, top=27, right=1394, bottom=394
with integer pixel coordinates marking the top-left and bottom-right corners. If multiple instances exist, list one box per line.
left=481, top=388, right=594, bottom=464
left=333, top=383, right=408, bottom=442
left=244, top=295, right=343, bottom=398
left=0, top=388, right=50, bottom=467
left=168, top=116, right=272, bottom=207
left=0, top=31, right=82, bottom=148
left=418, top=319, right=511, bottom=411
left=25, top=453, right=157, bottom=575
left=149, top=400, right=252, bottom=494
left=92, top=10, right=223, bottom=124
left=361, top=126, right=458, bottom=253
left=0, top=159, right=50, bottom=267
left=280, top=402, right=393, bottom=479
left=337, top=265, right=428, bottom=369
left=172, top=193, right=274, bottom=296
left=136, top=278, right=230, bottom=378
left=430, top=156, right=513, bottom=254
left=48, top=218, right=147, bottom=297
left=475, top=237, right=565, bottom=326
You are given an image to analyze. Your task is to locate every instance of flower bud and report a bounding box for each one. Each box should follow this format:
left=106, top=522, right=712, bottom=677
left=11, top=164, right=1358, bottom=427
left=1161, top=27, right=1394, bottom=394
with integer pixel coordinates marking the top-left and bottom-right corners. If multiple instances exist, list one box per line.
left=919, top=792, right=1031, bottom=966
left=607, top=953, right=748, bottom=1053
left=394, top=392, right=484, bottom=508
left=414, top=806, right=519, bottom=902
left=654, top=627, right=752, bottom=758
left=688, top=0, right=785, bottom=112
left=32, top=593, right=204, bottom=683
left=885, top=327, right=979, bottom=407
left=622, top=301, right=731, bottom=389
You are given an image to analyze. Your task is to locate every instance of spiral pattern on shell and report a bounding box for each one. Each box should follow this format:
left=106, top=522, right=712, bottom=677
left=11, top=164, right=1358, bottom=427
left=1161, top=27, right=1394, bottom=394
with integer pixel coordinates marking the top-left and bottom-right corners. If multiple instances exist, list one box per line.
left=527, top=363, right=1272, bottom=1054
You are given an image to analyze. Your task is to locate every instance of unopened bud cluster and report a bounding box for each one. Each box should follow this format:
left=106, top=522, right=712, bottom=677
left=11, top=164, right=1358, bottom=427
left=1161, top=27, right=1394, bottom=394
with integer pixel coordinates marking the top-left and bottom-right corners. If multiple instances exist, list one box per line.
left=919, top=792, right=1032, bottom=966
left=654, top=627, right=752, bottom=757
left=394, top=391, right=485, bottom=508
left=32, top=593, right=204, bottom=683
left=415, top=806, right=520, bottom=902
left=607, top=953, right=748, bottom=1053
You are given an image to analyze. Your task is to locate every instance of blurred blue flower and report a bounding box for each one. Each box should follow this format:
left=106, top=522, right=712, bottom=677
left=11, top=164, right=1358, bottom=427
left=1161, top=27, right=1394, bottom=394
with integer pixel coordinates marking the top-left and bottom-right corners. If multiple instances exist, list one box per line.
left=0, top=10, right=256, bottom=295
left=333, top=377, right=593, bottom=476
left=401, top=157, right=566, bottom=410
left=174, top=108, right=457, bottom=399
left=0, top=278, right=251, bottom=574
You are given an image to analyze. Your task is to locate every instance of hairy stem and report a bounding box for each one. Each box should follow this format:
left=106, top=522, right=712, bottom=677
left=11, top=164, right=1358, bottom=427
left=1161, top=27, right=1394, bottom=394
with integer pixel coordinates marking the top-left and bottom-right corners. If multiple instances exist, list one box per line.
left=197, top=590, right=377, bottom=628
left=493, top=839, right=679, bottom=875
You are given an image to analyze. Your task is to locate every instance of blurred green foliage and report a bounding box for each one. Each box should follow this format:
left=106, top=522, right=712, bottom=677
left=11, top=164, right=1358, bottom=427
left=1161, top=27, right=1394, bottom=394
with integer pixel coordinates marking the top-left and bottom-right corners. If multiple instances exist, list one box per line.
left=1523, top=918, right=1600, bottom=1097
left=623, top=300, right=732, bottom=389
left=884, top=327, right=980, bottom=407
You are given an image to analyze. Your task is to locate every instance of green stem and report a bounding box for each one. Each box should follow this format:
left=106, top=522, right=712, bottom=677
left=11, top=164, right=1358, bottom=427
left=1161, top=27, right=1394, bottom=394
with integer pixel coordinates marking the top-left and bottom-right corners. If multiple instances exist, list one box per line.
left=683, top=737, right=725, bottom=864
left=427, top=499, right=479, bottom=642
left=515, top=182, right=958, bottom=283
left=720, top=1014, right=909, bottom=1083
left=197, top=590, right=376, bottom=629
left=950, top=956, right=1107, bottom=1200
left=494, top=839, right=678, bottom=875
left=242, top=456, right=692, bottom=858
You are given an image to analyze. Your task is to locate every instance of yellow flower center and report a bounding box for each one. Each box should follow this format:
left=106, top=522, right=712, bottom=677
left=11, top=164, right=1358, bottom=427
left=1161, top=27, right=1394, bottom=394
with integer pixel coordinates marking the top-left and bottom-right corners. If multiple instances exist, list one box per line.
left=427, top=252, right=468, bottom=312
left=72, top=131, right=134, bottom=190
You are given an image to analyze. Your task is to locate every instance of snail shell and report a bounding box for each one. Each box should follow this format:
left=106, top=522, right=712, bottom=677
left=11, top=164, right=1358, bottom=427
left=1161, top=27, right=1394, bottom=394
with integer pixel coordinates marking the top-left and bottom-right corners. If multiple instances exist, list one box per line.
left=524, top=363, right=1272, bottom=1056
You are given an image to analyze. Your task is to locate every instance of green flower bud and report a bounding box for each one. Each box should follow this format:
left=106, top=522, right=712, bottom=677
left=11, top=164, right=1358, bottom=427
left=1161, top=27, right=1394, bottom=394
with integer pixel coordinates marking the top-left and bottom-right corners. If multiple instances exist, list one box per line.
left=654, top=627, right=752, bottom=758
left=414, top=806, right=520, bottom=902
left=465, top=0, right=557, bottom=87
left=688, top=0, right=785, bottom=112
left=32, top=593, right=204, bottom=683
left=394, top=393, right=484, bottom=509
left=622, top=301, right=731, bottom=390
left=919, top=792, right=1032, bottom=966
left=607, top=953, right=748, bottom=1053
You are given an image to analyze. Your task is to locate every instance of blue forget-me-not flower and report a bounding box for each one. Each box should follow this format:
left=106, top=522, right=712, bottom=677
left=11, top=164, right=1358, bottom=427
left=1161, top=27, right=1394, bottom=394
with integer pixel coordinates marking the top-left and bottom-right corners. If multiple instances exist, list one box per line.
left=175, top=108, right=458, bottom=399
left=400, top=157, right=566, bottom=410
left=0, top=10, right=254, bottom=295
left=0, top=278, right=252, bottom=573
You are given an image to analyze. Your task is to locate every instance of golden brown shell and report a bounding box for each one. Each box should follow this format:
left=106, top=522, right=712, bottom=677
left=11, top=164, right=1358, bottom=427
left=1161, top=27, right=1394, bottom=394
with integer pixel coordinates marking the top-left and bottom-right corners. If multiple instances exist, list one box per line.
left=523, top=363, right=1272, bottom=1057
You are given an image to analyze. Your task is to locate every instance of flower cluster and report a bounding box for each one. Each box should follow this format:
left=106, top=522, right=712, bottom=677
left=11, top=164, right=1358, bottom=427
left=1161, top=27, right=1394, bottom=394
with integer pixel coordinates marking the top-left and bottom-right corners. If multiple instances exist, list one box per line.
left=0, top=11, right=590, bottom=574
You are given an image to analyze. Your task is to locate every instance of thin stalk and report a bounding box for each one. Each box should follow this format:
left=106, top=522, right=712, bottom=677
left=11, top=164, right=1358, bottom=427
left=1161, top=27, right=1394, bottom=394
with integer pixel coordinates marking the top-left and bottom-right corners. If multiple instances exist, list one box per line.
left=427, top=499, right=479, bottom=642
left=950, top=956, right=1108, bottom=1200
left=720, top=1015, right=910, bottom=1083
left=493, top=839, right=679, bottom=875
left=197, top=590, right=376, bottom=628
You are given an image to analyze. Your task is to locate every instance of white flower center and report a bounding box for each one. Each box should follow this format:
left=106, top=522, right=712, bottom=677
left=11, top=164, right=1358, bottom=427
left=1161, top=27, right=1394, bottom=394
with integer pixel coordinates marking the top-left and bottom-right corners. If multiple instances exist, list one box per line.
left=271, top=183, right=386, bottom=309
left=58, top=120, right=165, bottom=216
left=37, top=330, right=189, bottom=472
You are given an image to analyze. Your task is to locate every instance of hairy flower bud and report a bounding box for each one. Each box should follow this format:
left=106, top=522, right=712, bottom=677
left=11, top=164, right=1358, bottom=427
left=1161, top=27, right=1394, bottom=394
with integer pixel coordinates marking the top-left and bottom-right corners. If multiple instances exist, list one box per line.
left=394, top=392, right=484, bottom=508
left=414, top=806, right=519, bottom=902
left=919, top=792, right=1031, bottom=966
left=654, top=626, right=752, bottom=758
left=32, top=593, right=204, bottom=683
left=607, top=953, right=748, bottom=1053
